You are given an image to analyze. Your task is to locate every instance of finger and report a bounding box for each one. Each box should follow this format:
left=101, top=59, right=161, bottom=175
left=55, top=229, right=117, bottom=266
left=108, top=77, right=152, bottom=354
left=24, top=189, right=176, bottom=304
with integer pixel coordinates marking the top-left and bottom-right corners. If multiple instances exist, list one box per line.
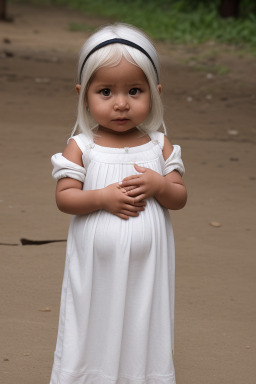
left=133, top=194, right=147, bottom=203
left=122, top=210, right=139, bottom=217
left=124, top=203, right=145, bottom=212
left=121, top=178, right=142, bottom=188
left=133, top=205, right=145, bottom=211
left=120, top=187, right=132, bottom=193
left=122, top=186, right=137, bottom=192
left=122, top=195, right=145, bottom=209
left=118, top=214, right=129, bottom=220
left=121, top=175, right=139, bottom=183
left=122, top=194, right=137, bottom=204
left=119, top=187, right=138, bottom=196
left=134, top=164, right=146, bottom=172
left=127, top=187, right=144, bottom=197
left=133, top=201, right=146, bottom=207
left=120, top=176, right=142, bottom=186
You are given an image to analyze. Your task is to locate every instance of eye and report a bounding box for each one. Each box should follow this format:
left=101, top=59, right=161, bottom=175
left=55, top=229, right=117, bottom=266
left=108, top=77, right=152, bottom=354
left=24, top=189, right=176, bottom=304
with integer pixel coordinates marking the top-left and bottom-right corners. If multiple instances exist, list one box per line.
left=100, top=88, right=111, bottom=97
left=129, top=88, right=141, bottom=96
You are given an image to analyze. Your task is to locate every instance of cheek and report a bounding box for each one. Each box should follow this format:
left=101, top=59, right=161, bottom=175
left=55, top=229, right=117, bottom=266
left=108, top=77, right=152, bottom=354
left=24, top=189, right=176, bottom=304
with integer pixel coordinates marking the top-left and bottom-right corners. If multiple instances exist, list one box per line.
left=142, top=96, right=151, bottom=116
left=89, top=102, right=108, bottom=121
left=87, top=95, right=98, bottom=112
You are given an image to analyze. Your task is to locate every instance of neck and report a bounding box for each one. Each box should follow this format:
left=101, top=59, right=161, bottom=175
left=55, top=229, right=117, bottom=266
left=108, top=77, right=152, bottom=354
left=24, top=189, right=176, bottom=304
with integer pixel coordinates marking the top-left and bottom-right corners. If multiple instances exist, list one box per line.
left=97, top=126, right=139, bottom=136
left=94, top=126, right=150, bottom=148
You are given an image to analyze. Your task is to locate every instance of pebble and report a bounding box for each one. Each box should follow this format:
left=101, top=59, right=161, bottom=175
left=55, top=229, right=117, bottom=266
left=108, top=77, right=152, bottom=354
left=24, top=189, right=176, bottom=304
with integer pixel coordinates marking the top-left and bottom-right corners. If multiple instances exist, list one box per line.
left=35, top=77, right=50, bottom=83
left=210, top=221, right=222, bottom=227
left=39, top=307, right=51, bottom=312
left=228, top=129, right=239, bottom=136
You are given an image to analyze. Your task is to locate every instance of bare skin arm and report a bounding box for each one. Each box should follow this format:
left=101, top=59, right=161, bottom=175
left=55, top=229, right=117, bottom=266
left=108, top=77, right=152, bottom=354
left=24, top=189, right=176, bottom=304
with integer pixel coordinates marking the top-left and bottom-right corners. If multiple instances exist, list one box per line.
left=120, top=136, right=187, bottom=210
left=55, top=139, right=146, bottom=220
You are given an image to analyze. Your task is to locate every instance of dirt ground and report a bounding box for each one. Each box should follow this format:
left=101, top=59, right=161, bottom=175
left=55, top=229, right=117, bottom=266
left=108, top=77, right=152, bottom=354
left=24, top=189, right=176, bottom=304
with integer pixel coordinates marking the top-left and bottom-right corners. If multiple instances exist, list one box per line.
left=0, top=3, right=255, bottom=384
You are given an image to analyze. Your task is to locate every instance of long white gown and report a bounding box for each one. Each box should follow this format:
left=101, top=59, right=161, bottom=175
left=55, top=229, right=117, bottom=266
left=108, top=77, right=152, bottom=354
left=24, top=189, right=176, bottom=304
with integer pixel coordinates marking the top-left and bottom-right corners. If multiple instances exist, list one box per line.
left=50, top=131, right=185, bottom=384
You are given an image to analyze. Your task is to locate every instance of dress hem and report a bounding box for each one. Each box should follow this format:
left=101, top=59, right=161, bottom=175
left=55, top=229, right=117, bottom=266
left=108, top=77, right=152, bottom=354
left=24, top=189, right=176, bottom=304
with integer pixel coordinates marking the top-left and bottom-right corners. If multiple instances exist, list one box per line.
left=50, top=366, right=176, bottom=384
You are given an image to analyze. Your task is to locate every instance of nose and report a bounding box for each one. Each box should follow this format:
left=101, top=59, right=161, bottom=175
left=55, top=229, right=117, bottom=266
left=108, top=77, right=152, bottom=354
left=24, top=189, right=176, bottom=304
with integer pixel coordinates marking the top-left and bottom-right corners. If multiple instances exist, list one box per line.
left=114, top=95, right=129, bottom=111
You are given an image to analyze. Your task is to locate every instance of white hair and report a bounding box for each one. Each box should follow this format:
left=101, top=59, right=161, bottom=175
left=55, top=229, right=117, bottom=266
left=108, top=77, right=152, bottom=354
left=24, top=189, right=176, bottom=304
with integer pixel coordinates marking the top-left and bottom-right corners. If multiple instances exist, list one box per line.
left=72, top=23, right=165, bottom=138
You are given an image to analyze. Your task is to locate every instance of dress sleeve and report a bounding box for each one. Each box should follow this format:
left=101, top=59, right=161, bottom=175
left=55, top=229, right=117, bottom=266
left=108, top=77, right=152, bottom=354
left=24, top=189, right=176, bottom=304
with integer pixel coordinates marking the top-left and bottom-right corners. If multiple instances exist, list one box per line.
left=163, top=145, right=185, bottom=176
left=67, top=133, right=90, bottom=153
left=51, top=153, right=86, bottom=182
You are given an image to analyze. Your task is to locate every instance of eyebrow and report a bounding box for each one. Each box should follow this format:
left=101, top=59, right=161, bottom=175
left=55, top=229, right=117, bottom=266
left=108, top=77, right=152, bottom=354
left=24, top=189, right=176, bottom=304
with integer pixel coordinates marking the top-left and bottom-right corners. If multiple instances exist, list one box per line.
left=94, top=84, right=113, bottom=87
left=94, top=82, right=146, bottom=88
left=129, top=82, right=145, bottom=86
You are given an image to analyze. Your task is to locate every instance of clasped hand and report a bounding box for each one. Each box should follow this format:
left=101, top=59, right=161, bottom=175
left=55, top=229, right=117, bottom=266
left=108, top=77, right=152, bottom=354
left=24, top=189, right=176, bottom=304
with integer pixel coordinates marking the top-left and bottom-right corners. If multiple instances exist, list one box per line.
left=102, top=164, right=163, bottom=220
left=120, top=164, right=164, bottom=202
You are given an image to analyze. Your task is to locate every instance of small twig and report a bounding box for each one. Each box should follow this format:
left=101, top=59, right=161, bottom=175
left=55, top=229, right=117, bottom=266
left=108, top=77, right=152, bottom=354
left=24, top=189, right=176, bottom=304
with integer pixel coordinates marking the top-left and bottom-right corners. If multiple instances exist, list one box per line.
left=20, top=238, right=66, bottom=245
left=0, top=239, right=67, bottom=246
left=0, top=242, right=19, bottom=246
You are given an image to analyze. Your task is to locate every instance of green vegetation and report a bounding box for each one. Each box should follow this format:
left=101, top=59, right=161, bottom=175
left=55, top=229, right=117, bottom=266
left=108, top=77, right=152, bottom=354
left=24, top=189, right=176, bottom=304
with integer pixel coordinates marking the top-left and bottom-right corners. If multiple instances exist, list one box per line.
left=12, top=0, right=256, bottom=49
left=69, top=22, right=94, bottom=33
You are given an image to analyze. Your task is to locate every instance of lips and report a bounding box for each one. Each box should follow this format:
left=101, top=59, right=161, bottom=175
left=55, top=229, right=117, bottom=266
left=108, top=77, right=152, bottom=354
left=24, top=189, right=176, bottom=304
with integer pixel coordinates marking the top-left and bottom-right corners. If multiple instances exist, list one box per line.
left=113, top=118, right=129, bottom=124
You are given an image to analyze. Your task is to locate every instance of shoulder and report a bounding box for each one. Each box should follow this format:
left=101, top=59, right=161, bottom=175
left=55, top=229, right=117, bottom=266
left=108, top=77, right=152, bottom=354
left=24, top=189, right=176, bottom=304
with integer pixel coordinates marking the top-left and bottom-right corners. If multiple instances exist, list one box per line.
left=149, top=131, right=165, bottom=148
left=162, top=135, right=173, bottom=161
left=68, top=133, right=92, bottom=152
left=149, top=131, right=173, bottom=160
left=63, top=133, right=94, bottom=166
left=62, top=137, right=83, bottom=166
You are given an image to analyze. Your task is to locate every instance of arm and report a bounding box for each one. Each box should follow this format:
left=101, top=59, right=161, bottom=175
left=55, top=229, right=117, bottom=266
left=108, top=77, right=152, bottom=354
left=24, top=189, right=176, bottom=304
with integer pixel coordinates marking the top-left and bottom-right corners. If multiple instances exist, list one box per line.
left=55, top=139, right=146, bottom=220
left=120, top=136, right=187, bottom=210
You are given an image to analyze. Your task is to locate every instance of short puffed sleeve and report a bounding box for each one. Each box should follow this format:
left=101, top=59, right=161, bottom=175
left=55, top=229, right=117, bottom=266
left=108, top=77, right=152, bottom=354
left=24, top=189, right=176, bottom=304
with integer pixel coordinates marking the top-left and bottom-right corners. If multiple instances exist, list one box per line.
left=163, top=145, right=185, bottom=176
left=51, top=153, right=86, bottom=182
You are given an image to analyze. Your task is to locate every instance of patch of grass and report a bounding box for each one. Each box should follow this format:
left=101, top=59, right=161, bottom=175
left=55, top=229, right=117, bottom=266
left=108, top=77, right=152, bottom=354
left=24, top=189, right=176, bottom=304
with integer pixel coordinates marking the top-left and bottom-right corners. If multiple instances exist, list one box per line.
left=12, top=0, right=256, bottom=50
left=215, top=65, right=230, bottom=75
left=180, top=59, right=230, bottom=75
left=69, top=22, right=95, bottom=33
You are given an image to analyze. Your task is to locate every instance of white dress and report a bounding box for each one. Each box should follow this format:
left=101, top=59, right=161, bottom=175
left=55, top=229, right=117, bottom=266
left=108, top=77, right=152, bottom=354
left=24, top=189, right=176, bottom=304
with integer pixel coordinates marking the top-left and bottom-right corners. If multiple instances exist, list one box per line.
left=50, top=131, right=185, bottom=384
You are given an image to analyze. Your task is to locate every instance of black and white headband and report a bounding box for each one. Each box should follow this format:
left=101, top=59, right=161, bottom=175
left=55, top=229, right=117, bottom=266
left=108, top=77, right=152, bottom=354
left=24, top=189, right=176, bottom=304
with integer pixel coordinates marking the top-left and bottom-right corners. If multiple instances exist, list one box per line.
left=79, top=38, right=159, bottom=84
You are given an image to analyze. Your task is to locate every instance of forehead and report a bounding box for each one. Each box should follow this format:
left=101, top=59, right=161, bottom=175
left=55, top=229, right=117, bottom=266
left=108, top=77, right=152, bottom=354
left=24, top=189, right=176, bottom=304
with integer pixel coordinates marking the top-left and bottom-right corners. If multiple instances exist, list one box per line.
left=91, top=58, right=148, bottom=85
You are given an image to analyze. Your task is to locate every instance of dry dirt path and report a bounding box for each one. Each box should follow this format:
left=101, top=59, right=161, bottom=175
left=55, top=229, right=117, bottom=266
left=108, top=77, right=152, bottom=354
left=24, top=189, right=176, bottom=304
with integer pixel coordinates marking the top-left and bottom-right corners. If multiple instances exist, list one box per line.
left=0, top=4, right=255, bottom=384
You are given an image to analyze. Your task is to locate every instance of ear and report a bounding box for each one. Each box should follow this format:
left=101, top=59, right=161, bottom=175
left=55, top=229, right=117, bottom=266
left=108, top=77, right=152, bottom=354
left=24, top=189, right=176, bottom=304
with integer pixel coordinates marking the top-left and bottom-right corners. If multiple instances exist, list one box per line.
left=75, top=84, right=81, bottom=95
left=157, top=84, right=162, bottom=94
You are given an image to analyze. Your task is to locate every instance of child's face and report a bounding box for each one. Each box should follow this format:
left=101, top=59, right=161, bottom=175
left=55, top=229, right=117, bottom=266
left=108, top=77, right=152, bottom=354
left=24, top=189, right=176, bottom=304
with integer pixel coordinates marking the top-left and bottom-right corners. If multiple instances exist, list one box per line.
left=86, top=58, right=151, bottom=133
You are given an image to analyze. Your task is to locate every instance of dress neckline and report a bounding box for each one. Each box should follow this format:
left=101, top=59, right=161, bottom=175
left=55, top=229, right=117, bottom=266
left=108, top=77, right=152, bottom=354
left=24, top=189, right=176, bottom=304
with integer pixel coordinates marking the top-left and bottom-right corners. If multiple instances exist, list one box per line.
left=92, top=133, right=159, bottom=153
left=93, top=136, right=157, bottom=154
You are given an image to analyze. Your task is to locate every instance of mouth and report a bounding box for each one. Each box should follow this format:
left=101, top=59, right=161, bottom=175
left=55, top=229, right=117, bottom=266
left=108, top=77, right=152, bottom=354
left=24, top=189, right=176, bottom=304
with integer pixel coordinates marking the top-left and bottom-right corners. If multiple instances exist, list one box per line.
left=113, top=118, right=129, bottom=124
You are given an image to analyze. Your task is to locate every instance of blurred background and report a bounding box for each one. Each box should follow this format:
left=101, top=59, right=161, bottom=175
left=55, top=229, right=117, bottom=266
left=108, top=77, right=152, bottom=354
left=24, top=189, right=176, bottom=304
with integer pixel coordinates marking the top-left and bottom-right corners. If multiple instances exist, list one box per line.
left=0, top=1, right=255, bottom=384
left=2, top=0, right=256, bottom=47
